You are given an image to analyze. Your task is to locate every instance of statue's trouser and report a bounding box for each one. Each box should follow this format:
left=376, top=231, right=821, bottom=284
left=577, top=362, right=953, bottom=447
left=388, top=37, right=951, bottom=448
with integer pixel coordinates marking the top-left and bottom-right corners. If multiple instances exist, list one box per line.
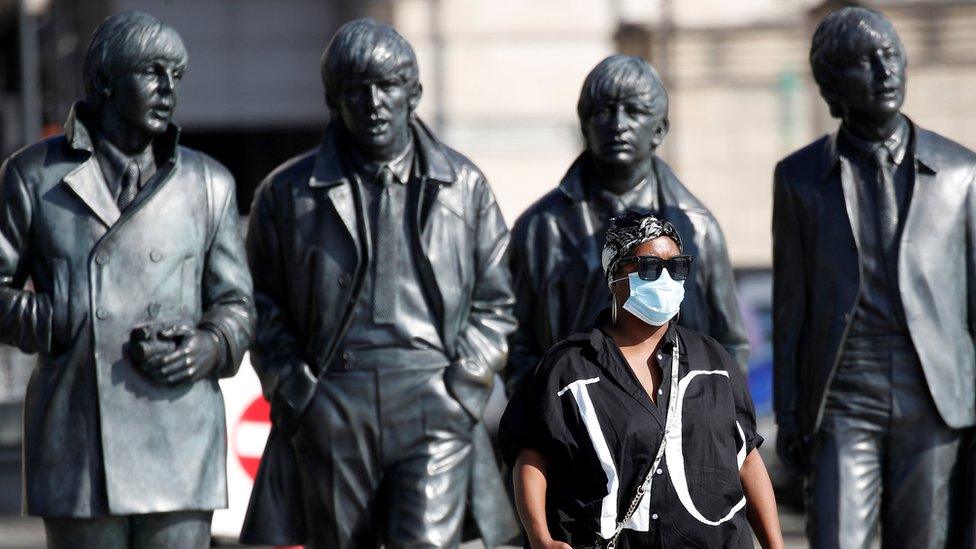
left=43, top=510, right=212, bottom=548
left=804, top=335, right=967, bottom=549
left=290, top=367, right=473, bottom=549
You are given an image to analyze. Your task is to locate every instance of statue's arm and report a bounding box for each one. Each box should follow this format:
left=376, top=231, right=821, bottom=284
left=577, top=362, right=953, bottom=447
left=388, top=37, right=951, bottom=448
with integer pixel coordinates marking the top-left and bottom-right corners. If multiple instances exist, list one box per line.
left=771, top=161, right=804, bottom=428
left=0, top=158, right=51, bottom=354
left=702, top=212, right=750, bottom=370
left=967, top=162, right=976, bottom=342
left=504, top=219, right=544, bottom=395
left=198, top=163, right=255, bottom=378
left=245, top=179, right=310, bottom=400
left=446, top=172, right=517, bottom=419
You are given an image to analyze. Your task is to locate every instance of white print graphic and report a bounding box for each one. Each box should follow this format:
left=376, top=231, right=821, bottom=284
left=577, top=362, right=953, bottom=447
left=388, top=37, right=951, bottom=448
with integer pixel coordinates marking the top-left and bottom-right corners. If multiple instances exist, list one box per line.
left=557, top=377, right=618, bottom=539
left=665, top=370, right=747, bottom=526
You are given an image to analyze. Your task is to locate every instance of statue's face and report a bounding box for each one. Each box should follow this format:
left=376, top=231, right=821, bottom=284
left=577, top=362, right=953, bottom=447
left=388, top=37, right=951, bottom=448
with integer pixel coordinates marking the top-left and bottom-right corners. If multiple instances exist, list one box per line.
left=108, top=57, right=184, bottom=136
left=336, top=75, right=415, bottom=160
left=834, top=27, right=906, bottom=121
left=584, top=96, right=664, bottom=167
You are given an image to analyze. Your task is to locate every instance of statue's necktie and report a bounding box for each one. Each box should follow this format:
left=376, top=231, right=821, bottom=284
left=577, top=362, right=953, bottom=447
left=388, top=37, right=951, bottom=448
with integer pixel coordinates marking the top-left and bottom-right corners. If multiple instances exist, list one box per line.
left=117, top=162, right=140, bottom=211
left=373, top=167, right=400, bottom=324
left=872, top=146, right=899, bottom=255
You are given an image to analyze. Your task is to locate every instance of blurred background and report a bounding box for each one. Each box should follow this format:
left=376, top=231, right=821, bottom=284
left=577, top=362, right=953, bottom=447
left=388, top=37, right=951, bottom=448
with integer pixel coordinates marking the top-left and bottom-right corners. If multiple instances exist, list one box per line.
left=0, top=0, right=975, bottom=546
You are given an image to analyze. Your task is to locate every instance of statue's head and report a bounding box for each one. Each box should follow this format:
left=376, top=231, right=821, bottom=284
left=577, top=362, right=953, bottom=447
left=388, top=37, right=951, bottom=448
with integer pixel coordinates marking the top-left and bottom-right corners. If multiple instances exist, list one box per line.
left=83, top=12, right=187, bottom=138
left=321, top=18, right=421, bottom=160
left=577, top=55, right=669, bottom=168
left=810, top=7, right=906, bottom=122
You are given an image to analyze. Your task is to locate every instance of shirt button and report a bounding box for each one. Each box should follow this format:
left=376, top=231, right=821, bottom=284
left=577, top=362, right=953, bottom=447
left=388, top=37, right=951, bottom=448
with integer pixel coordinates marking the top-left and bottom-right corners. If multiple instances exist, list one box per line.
left=657, top=468, right=663, bottom=475
left=338, top=273, right=351, bottom=287
left=149, top=249, right=163, bottom=262
left=96, top=308, right=109, bottom=320
left=652, top=513, right=659, bottom=520
left=656, top=353, right=663, bottom=361
left=95, top=253, right=108, bottom=266
left=657, top=388, right=663, bottom=395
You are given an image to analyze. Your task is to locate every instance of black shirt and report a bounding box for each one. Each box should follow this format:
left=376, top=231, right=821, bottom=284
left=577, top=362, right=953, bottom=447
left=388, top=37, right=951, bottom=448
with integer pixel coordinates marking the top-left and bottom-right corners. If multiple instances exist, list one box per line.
left=499, top=316, right=762, bottom=548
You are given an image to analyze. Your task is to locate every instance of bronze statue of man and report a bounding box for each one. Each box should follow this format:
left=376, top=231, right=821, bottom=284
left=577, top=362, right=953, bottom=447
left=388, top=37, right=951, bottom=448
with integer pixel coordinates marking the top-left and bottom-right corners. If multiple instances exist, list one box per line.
left=773, top=7, right=972, bottom=547
left=240, top=18, right=517, bottom=548
left=0, top=12, right=254, bottom=548
left=506, top=54, right=749, bottom=393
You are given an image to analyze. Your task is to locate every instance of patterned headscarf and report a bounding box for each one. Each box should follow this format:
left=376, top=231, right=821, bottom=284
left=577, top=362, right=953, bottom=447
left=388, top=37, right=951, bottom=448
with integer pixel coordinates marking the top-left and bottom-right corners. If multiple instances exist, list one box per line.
left=602, top=210, right=683, bottom=286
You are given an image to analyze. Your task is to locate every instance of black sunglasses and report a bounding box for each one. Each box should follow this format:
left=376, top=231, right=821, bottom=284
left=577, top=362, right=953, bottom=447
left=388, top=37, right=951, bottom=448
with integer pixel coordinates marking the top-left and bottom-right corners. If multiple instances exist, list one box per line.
left=619, top=255, right=694, bottom=281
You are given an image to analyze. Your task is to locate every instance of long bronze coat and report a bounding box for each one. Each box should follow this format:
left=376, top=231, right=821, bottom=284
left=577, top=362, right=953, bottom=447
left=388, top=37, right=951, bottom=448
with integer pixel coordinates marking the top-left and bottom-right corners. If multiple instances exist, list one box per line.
left=240, top=119, right=518, bottom=546
left=0, top=104, right=254, bottom=517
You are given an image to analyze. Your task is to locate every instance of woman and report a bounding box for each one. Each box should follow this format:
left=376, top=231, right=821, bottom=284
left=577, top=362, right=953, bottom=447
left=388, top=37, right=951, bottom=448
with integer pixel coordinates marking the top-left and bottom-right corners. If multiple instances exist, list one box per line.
left=499, top=211, right=783, bottom=548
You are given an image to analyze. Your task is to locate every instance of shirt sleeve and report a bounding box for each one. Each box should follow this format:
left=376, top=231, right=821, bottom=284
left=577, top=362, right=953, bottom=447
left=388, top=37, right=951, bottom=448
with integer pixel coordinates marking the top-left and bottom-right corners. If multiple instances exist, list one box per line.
left=497, top=352, right=577, bottom=468
left=722, top=346, right=764, bottom=454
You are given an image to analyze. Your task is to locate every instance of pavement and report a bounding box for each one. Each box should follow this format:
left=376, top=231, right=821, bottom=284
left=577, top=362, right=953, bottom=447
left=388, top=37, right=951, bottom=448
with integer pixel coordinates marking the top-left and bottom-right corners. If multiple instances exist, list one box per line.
left=0, top=510, right=811, bottom=548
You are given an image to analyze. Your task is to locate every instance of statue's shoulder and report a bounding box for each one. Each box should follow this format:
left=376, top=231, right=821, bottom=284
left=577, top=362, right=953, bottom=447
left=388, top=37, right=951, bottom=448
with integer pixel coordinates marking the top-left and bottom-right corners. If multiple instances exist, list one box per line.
left=513, top=186, right=572, bottom=231
left=4, top=135, right=77, bottom=190
left=179, top=146, right=234, bottom=188
left=779, top=134, right=831, bottom=172
left=914, top=126, right=976, bottom=166
left=260, top=149, right=318, bottom=193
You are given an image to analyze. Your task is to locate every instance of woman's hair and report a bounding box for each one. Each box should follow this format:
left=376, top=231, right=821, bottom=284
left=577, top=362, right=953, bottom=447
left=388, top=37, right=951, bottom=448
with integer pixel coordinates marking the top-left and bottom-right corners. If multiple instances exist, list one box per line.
left=602, top=210, right=682, bottom=285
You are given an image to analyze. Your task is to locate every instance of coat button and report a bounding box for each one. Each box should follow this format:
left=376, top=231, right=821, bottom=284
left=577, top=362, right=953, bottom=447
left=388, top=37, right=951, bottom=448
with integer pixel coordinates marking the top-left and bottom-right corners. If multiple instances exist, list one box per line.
left=150, top=250, right=163, bottom=262
left=652, top=513, right=659, bottom=520
left=95, top=253, right=108, bottom=266
left=338, top=273, right=351, bottom=287
left=96, top=308, right=109, bottom=320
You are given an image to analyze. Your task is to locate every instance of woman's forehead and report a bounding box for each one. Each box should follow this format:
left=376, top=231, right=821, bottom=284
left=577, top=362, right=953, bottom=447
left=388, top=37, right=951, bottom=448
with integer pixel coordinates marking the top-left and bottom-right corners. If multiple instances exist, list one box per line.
left=633, top=237, right=680, bottom=257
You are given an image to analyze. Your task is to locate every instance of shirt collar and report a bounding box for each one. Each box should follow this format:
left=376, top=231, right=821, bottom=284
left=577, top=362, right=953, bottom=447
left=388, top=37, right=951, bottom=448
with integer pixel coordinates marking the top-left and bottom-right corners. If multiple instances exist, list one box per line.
left=591, top=172, right=658, bottom=216
left=839, top=114, right=910, bottom=166
left=591, top=308, right=678, bottom=353
left=92, top=128, right=157, bottom=190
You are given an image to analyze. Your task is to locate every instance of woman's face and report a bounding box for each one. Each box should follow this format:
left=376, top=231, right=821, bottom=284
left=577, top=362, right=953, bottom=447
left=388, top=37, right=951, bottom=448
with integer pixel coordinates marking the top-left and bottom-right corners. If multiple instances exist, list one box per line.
left=611, top=235, right=681, bottom=304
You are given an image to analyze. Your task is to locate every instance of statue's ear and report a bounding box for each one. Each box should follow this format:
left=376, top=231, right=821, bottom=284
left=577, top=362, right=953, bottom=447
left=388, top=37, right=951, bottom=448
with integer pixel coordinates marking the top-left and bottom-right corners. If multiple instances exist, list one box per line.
left=651, top=118, right=670, bottom=148
left=408, top=82, right=423, bottom=113
left=94, top=70, right=113, bottom=100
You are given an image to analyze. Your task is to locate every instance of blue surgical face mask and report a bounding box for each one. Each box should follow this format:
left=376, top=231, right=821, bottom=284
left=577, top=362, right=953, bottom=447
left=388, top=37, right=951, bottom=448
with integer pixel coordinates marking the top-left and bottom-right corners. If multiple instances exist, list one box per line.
left=611, top=269, right=685, bottom=326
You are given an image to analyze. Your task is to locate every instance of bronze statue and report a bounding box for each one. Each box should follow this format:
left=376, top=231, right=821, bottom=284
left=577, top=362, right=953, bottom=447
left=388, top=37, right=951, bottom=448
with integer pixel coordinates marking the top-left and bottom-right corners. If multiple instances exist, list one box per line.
left=506, top=54, right=749, bottom=394
left=773, top=7, right=972, bottom=547
left=240, top=18, right=518, bottom=548
left=0, top=11, right=254, bottom=548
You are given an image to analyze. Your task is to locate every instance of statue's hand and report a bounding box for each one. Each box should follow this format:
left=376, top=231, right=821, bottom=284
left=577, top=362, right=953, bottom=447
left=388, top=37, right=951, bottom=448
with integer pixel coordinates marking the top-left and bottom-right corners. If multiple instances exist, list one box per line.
left=140, top=322, right=221, bottom=385
left=775, top=421, right=809, bottom=477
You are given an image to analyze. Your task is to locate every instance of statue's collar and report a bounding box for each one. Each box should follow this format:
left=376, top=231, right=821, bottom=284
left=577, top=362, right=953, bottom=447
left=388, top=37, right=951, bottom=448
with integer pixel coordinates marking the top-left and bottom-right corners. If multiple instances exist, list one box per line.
left=310, top=117, right=455, bottom=188
left=64, top=101, right=181, bottom=162
left=819, top=115, right=936, bottom=179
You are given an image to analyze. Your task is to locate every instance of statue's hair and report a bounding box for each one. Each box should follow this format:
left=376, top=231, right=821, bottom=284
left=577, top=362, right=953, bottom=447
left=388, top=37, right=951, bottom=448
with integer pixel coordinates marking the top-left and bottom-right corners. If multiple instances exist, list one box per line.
left=320, top=18, right=420, bottom=114
left=577, top=55, right=668, bottom=130
left=83, top=11, right=187, bottom=107
left=809, top=7, right=904, bottom=118
left=602, top=210, right=683, bottom=285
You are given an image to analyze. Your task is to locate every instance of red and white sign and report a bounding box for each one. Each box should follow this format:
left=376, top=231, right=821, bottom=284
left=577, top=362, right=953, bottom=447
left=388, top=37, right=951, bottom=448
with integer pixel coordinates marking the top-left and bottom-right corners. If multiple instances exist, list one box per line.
left=212, top=354, right=268, bottom=542
left=234, top=395, right=271, bottom=480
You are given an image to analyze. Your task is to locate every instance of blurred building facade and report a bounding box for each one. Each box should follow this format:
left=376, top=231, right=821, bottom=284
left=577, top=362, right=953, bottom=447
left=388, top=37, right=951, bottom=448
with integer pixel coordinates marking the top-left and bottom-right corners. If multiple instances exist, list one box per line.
left=6, top=0, right=975, bottom=264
